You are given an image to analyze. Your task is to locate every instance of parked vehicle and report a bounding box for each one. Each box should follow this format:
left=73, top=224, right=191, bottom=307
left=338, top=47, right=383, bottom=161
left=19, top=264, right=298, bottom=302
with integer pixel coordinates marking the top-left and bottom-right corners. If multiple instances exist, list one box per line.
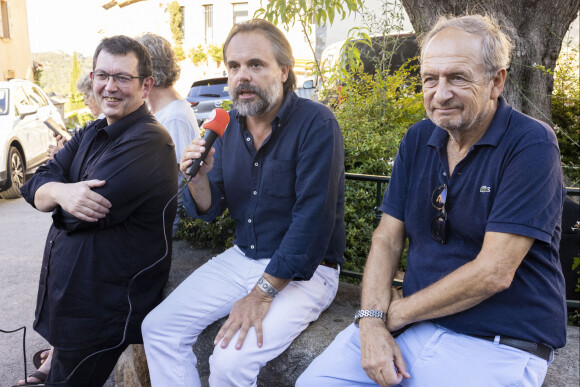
left=0, top=79, right=64, bottom=199
left=186, top=77, right=230, bottom=126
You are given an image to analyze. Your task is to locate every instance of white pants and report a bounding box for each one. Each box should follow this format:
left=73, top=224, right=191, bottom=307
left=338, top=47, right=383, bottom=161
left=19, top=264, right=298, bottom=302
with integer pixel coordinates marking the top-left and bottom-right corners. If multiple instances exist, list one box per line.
left=142, top=246, right=339, bottom=386
left=297, top=321, right=551, bottom=387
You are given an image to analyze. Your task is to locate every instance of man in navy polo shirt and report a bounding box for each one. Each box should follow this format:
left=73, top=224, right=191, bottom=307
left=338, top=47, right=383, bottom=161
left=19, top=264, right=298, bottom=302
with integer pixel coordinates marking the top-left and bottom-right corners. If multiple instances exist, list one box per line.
left=142, top=19, right=345, bottom=386
left=298, top=14, right=566, bottom=387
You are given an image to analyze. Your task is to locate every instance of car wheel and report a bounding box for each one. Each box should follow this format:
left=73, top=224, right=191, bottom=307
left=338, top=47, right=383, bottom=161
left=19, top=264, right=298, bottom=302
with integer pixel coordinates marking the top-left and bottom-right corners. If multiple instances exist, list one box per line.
left=1, top=147, right=25, bottom=199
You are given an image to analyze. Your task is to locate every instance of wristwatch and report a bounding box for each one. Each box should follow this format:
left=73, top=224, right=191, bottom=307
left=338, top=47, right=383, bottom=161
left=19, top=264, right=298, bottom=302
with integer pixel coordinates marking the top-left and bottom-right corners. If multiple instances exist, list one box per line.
left=354, top=309, right=386, bottom=326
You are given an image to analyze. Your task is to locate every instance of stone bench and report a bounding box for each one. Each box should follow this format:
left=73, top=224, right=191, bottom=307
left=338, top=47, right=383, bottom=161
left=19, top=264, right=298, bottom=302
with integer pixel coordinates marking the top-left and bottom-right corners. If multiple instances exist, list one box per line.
left=113, top=240, right=579, bottom=386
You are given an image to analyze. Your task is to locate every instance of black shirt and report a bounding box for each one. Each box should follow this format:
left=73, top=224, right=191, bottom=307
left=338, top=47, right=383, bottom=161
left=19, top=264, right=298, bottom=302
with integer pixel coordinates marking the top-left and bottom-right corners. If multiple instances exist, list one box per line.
left=21, top=104, right=177, bottom=350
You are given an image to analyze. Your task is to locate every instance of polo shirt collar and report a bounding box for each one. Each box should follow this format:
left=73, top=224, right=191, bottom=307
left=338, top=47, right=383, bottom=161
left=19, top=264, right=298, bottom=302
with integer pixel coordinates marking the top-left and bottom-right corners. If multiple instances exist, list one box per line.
left=427, top=96, right=514, bottom=149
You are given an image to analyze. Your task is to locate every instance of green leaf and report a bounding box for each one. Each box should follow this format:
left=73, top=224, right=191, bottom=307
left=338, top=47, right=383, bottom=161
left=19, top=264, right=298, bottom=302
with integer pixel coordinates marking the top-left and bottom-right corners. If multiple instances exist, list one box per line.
left=327, top=6, right=335, bottom=24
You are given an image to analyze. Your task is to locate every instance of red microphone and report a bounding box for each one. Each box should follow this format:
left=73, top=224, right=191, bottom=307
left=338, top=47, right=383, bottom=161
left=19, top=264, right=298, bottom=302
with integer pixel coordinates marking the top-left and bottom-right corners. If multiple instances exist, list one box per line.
left=187, top=108, right=230, bottom=177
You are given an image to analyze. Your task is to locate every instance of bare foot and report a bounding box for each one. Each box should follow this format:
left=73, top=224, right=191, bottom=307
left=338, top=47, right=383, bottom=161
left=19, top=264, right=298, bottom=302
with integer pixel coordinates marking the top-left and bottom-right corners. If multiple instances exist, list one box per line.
left=17, top=370, right=47, bottom=385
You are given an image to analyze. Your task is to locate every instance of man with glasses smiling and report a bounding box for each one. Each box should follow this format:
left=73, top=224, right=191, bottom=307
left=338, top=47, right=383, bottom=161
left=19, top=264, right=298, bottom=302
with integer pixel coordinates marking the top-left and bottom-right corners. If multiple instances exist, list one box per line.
left=298, top=14, right=566, bottom=387
left=20, top=35, right=177, bottom=386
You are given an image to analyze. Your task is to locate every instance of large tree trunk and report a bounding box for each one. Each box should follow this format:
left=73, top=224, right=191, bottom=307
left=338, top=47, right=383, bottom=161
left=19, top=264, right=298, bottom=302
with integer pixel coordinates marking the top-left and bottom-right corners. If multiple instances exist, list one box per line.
left=400, top=0, right=579, bottom=123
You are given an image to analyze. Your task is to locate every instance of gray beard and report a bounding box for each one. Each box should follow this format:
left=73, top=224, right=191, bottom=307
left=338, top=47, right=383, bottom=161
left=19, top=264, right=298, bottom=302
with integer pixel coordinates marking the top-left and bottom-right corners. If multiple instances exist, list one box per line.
left=231, top=77, right=283, bottom=117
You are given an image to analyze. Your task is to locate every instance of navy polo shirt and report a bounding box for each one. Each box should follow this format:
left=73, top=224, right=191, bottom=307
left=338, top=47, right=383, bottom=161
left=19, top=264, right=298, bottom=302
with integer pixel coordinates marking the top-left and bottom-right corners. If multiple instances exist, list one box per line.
left=184, top=92, right=345, bottom=281
left=382, top=96, right=567, bottom=348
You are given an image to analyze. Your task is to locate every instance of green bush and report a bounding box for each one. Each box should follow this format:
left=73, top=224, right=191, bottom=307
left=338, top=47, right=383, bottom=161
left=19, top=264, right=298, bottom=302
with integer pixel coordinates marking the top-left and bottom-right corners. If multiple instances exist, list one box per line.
left=177, top=209, right=235, bottom=249
left=335, top=64, right=424, bottom=272
left=65, top=110, right=96, bottom=130
left=208, top=44, right=224, bottom=66
left=189, top=45, right=207, bottom=66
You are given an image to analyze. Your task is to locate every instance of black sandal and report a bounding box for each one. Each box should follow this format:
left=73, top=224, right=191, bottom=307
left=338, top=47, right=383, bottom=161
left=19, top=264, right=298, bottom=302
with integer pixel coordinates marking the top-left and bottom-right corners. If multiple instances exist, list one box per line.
left=32, top=349, right=50, bottom=369
left=12, top=369, right=47, bottom=386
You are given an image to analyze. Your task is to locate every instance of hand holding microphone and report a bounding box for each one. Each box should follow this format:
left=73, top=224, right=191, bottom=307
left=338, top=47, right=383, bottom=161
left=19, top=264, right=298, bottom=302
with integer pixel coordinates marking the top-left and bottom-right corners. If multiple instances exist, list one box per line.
left=184, top=108, right=230, bottom=178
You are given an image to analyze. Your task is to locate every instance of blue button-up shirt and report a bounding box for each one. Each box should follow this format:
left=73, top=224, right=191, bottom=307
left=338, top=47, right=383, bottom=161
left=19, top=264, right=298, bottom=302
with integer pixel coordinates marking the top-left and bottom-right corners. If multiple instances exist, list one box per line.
left=184, top=92, right=345, bottom=280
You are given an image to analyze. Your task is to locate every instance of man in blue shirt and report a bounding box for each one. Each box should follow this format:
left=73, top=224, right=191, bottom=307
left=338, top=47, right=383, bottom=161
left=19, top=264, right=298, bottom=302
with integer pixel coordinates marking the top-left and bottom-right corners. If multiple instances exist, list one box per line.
left=142, top=19, right=345, bottom=386
left=298, top=14, right=566, bottom=387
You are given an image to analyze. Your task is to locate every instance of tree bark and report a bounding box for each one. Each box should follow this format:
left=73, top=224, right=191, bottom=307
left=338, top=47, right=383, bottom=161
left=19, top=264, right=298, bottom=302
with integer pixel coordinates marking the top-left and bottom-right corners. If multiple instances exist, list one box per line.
left=400, top=0, right=579, bottom=123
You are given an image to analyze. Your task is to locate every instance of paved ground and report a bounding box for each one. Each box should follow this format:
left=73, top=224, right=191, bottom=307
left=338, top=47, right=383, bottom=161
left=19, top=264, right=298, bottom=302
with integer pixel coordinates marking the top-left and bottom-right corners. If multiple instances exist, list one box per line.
left=0, top=197, right=52, bottom=386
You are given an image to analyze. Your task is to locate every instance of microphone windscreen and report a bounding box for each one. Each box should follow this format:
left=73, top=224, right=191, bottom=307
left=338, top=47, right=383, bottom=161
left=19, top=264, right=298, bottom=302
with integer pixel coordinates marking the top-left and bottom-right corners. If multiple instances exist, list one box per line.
left=202, top=108, right=230, bottom=137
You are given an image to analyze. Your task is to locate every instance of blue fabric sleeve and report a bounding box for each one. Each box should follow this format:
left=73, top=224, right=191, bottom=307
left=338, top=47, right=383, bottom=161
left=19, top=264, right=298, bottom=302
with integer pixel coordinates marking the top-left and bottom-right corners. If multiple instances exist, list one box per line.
left=182, top=136, right=228, bottom=222
left=264, top=117, right=344, bottom=280
left=485, top=140, right=564, bottom=243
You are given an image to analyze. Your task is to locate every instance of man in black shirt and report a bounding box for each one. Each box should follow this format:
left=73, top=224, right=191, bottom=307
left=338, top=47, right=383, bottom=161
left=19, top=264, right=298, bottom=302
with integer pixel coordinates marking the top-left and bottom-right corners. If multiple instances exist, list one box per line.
left=20, top=35, right=177, bottom=387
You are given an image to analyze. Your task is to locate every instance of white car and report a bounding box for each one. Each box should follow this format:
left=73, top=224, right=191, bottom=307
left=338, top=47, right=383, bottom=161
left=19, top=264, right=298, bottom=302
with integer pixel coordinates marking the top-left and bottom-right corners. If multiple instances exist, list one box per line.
left=0, top=79, right=64, bottom=199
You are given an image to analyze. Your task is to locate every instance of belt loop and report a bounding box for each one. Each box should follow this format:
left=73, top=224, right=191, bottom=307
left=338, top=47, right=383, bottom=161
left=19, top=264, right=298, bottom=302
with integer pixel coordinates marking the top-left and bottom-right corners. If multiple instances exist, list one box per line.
left=494, top=335, right=501, bottom=344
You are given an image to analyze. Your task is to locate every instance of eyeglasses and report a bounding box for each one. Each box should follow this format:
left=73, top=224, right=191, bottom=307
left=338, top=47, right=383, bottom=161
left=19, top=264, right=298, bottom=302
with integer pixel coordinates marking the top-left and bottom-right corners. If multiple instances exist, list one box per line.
left=431, top=184, right=447, bottom=243
left=90, top=71, right=146, bottom=85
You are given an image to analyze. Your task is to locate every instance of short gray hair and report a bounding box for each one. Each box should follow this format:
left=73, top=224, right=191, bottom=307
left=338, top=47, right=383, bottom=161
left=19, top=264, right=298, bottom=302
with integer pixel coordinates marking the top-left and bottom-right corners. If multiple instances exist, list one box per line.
left=76, top=73, right=93, bottom=94
left=138, top=33, right=181, bottom=87
left=418, top=14, right=513, bottom=80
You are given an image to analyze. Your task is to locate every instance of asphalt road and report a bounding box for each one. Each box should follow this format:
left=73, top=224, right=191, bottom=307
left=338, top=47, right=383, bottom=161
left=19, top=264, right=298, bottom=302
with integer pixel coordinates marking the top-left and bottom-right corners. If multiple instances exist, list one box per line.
left=0, top=197, right=52, bottom=386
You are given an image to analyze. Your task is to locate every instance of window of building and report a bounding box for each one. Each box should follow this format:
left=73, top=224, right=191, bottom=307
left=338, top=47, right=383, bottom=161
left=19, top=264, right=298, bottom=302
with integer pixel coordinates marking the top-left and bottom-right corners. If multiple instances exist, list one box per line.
left=0, top=0, right=10, bottom=39
left=232, top=2, right=248, bottom=24
left=203, top=4, right=213, bottom=44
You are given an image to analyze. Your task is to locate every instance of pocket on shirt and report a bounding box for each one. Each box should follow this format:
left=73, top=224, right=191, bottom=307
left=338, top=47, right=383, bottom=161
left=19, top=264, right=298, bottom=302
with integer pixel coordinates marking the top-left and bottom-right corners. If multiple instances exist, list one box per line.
left=261, top=159, right=297, bottom=199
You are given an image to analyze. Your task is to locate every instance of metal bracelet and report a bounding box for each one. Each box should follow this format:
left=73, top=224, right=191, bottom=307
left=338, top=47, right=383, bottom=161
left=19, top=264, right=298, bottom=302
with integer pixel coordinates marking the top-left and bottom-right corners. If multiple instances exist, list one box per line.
left=256, top=277, right=279, bottom=298
left=354, top=309, right=386, bottom=326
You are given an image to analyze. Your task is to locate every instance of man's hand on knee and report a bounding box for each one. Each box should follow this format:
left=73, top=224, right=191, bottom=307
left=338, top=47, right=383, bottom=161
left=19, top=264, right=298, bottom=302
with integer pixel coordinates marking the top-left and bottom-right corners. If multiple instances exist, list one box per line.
left=214, top=289, right=273, bottom=350
left=360, top=319, right=410, bottom=386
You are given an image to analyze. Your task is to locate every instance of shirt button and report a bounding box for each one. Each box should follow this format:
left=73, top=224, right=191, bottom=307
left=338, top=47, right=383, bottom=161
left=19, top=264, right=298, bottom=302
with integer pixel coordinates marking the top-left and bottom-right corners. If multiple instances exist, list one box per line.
left=250, top=245, right=255, bottom=249
left=443, top=172, right=447, bottom=176
left=248, top=219, right=252, bottom=223
left=254, top=162, right=259, bottom=167
left=49, top=240, right=53, bottom=244
left=253, top=191, right=257, bottom=195
left=246, top=137, right=251, bottom=142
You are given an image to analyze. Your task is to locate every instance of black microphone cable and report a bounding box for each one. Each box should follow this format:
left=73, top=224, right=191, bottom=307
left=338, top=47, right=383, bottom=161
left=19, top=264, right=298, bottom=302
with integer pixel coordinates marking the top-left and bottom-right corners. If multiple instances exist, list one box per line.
left=0, top=326, right=29, bottom=385
left=4, top=178, right=190, bottom=386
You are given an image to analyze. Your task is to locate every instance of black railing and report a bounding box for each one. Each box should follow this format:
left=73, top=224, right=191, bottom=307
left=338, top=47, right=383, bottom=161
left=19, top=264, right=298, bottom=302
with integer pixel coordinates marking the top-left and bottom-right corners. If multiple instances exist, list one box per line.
left=344, top=173, right=580, bottom=308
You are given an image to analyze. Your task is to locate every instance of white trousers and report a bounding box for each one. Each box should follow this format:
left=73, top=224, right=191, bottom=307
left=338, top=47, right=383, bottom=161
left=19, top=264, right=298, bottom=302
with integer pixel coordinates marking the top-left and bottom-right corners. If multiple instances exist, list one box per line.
left=142, top=246, right=339, bottom=387
left=297, top=321, right=551, bottom=387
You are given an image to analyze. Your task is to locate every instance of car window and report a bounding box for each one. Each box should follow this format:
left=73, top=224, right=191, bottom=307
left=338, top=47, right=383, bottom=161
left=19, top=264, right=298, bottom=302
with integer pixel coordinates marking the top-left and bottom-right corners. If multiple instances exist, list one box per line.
left=13, top=87, right=32, bottom=116
left=0, top=89, right=7, bottom=115
left=27, top=85, right=49, bottom=108
left=189, top=82, right=229, bottom=98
